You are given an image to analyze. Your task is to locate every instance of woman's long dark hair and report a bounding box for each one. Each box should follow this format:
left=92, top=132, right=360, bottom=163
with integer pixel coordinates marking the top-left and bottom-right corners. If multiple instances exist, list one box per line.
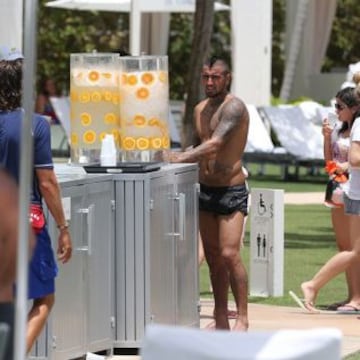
left=335, top=86, right=358, bottom=133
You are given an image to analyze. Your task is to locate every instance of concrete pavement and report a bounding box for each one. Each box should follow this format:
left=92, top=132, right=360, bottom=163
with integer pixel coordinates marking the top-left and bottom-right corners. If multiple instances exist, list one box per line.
left=109, top=298, right=360, bottom=359
left=109, top=192, right=360, bottom=359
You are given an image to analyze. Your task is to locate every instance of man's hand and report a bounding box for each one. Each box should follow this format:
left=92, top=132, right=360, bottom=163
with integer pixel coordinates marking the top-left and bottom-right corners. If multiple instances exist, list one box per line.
left=154, top=150, right=182, bottom=163
left=57, top=230, right=72, bottom=264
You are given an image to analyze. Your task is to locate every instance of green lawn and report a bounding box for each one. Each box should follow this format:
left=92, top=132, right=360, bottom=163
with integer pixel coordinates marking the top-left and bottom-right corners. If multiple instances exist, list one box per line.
left=200, top=164, right=348, bottom=308
left=245, top=162, right=328, bottom=192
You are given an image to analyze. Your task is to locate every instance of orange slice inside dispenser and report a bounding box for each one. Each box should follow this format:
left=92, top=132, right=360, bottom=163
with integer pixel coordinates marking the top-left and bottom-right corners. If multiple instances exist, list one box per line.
left=83, top=130, right=97, bottom=144
left=80, top=112, right=92, bottom=126
left=136, top=87, right=150, bottom=100
left=88, top=70, right=100, bottom=83
left=133, top=114, right=147, bottom=127
left=122, top=136, right=136, bottom=150
left=136, top=137, right=150, bottom=150
left=150, top=137, right=162, bottom=149
left=70, top=132, right=79, bottom=146
left=141, top=72, right=154, bottom=85
left=104, top=113, right=117, bottom=125
left=79, top=91, right=90, bottom=103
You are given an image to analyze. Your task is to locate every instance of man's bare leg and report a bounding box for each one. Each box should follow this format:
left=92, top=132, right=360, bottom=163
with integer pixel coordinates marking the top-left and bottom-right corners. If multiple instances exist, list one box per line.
left=218, top=212, right=248, bottom=331
left=27, top=294, right=54, bottom=354
left=200, top=211, right=230, bottom=329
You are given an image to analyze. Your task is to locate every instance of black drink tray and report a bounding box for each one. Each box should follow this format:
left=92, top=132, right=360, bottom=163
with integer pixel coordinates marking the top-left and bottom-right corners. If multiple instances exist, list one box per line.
left=83, top=162, right=161, bottom=174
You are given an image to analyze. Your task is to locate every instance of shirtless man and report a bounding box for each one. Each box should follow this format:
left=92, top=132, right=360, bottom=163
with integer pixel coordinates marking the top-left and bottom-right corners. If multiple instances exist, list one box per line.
left=160, top=57, right=249, bottom=330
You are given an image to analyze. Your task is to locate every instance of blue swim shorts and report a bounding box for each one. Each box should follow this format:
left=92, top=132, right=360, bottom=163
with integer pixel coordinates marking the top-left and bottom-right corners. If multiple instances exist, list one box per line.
left=28, top=227, right=58, bottom=299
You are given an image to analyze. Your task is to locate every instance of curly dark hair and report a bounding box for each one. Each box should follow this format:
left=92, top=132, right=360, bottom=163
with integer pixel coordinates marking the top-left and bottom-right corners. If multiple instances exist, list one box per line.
left=0, top=59, right=22, bottom=111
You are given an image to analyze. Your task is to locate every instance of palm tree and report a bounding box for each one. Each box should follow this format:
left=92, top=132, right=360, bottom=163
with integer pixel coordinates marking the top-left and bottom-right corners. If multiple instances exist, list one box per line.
left=182, top=0, right=215, bottom=148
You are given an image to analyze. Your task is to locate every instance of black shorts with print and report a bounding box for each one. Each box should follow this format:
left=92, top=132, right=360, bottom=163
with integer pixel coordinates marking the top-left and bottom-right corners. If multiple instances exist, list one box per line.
left=199, top=183, right=249, bottom=216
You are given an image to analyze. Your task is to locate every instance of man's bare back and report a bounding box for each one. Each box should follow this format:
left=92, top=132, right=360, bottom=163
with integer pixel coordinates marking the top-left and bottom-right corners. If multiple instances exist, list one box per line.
left=194, top=94, right=249, bottom=187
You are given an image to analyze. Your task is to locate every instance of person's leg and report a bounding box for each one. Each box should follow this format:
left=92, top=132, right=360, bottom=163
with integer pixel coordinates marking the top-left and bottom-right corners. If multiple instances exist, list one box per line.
left=301, top=213, right=360, bottom=311
left=342, top=213, right=360, bottom=309
left=331, top=208, right=352, bottom=305
left=198, top=232, right=205, bottom=266
left=0, top=302, right=14, bottom=360
left=26, top=293, right=54, bottom=354
left=200, top=211, right=230, bottom=329
left=218, top=211, right=248, bottom=331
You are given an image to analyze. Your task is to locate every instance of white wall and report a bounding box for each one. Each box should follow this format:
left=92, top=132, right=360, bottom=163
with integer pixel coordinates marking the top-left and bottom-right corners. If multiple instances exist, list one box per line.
left=231, top=0, right=272, bottom=105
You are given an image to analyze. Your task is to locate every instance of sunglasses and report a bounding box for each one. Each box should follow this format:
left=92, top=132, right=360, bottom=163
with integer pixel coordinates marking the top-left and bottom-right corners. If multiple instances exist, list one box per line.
left=334, top=103, right=346, bottom=111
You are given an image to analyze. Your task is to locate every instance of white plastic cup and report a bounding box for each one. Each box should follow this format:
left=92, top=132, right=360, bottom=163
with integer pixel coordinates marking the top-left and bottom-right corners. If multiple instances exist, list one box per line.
left=327, top=111, right=338, bottom=128
left=100, top=134, right=117, bottom=166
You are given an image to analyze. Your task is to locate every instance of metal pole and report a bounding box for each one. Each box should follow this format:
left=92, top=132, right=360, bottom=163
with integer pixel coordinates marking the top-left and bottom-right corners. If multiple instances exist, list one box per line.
left=14, top=0, right=38, bottom=358
left=130, top=0, right=141, bottom=55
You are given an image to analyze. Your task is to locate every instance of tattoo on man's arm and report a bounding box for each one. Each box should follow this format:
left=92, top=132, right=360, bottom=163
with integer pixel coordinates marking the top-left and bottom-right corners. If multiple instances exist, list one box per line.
left=213, top=100, right=244, bottom=140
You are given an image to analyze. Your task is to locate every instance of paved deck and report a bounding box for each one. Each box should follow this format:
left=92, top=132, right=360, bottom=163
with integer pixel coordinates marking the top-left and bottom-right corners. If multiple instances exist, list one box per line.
left=199, top=300, right=360, bottom=359
left=109, top=192, right=358, bottom=359
left=108, top=298, right=360, bottom=359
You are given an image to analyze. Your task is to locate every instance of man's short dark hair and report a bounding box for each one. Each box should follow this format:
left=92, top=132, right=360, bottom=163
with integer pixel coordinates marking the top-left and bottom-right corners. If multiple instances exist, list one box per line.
left=0, top=59, right=22, bottom=111
left=204, top=56, right=230, bottom=74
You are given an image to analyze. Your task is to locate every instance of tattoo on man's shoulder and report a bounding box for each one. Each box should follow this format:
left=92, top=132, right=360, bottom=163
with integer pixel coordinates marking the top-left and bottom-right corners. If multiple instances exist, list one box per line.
left=213, top=99, right=245, bottom=139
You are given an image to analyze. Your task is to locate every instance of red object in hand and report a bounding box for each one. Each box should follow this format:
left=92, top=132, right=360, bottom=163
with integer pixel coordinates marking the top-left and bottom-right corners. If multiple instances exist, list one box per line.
left=324, top=161, right=348, bottom=183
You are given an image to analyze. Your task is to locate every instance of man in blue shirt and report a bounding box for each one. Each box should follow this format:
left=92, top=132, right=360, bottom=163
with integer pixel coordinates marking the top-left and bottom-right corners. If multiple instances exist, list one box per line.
left=0, top=45, right=72, bottom=354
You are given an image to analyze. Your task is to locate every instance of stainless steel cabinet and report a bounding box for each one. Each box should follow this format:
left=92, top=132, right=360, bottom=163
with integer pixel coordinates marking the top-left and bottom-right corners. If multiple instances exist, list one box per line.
left=30, top=164, right=199, bottom=358
left=31, top=174, right=115, bottom=360
left=114, top=164, right=199, bottom=349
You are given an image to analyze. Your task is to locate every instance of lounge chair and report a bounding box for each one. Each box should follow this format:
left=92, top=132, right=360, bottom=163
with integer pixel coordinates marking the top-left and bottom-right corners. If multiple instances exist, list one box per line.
left=243, top=105, right=297, bottom=179
left=259, top=104, right=325, bottom=179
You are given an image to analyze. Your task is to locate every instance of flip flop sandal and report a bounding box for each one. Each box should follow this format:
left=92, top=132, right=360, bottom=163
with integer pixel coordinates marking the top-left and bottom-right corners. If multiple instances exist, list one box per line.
left=336, top=304, right=360, bottom=314
left=324, top=300, right=348, bottom=311
left=289, top=290, right=320, bottom=314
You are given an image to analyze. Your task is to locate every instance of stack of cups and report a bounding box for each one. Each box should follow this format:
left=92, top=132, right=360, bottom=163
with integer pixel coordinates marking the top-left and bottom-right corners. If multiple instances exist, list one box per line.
left=100, top=134, right=117, bottom=166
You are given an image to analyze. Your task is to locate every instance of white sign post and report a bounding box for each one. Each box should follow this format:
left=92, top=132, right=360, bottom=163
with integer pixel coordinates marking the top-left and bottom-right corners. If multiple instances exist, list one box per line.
left=249, top=188, right=284, bottom=297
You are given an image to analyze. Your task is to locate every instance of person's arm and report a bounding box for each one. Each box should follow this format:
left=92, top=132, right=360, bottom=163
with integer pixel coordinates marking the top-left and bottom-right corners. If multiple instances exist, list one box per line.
left=322, top=120, right=333, bottom=162
left=0, top=171, right=35, bottom=301
left=349, top=141, right=360, bottom=169
left=167, top=98, right=246, bottom=163
left=36, top=168, right=72, bottom=263
left=35, top=94, right=46, bottom=114
left=0, top=171, right=18, bottom=301
left=349, top=118, right=360, bottom=169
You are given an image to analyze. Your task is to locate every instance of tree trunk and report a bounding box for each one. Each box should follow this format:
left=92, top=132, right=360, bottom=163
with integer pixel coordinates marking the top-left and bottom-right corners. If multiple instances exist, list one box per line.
left=182, top=0, right=215, bottom=149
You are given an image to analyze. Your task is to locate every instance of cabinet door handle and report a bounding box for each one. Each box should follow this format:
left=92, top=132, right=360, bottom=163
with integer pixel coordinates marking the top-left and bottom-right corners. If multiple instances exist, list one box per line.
left=86, top=204, right=94, bottom=256
left=76, top=205, right=94, bottom=255
left=174, top=192, right=186, bottom=241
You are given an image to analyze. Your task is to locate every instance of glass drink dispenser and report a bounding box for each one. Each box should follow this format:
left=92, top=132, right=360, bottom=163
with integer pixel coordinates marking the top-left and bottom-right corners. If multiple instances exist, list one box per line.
left=70, top=53, right=120, bottom=164
left=118, top=55, right=170, bottom=162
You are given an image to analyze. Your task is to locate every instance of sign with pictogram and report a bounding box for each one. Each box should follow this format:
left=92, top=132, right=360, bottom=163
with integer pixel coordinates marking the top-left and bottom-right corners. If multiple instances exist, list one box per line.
left=249, top=188, right=284, bottom=297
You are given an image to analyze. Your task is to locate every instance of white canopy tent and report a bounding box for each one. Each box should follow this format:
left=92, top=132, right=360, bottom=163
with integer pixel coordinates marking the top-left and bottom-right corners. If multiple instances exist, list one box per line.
left=0, top=0, right=23, bottom=49
left=44, top=0, right=273, bottom=104
left=45, top=0, right=230, bottom=12
left=45, top=0, right=230, bottom=56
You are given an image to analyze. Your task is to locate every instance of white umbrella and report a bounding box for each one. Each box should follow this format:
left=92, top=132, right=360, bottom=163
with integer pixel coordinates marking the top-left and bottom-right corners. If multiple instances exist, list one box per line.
left=45, top=0, right=230, bottom=13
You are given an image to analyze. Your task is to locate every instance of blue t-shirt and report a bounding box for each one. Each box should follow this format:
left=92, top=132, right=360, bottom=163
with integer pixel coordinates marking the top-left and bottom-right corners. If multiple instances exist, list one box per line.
left=0, top=108, right=53, bottom=205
